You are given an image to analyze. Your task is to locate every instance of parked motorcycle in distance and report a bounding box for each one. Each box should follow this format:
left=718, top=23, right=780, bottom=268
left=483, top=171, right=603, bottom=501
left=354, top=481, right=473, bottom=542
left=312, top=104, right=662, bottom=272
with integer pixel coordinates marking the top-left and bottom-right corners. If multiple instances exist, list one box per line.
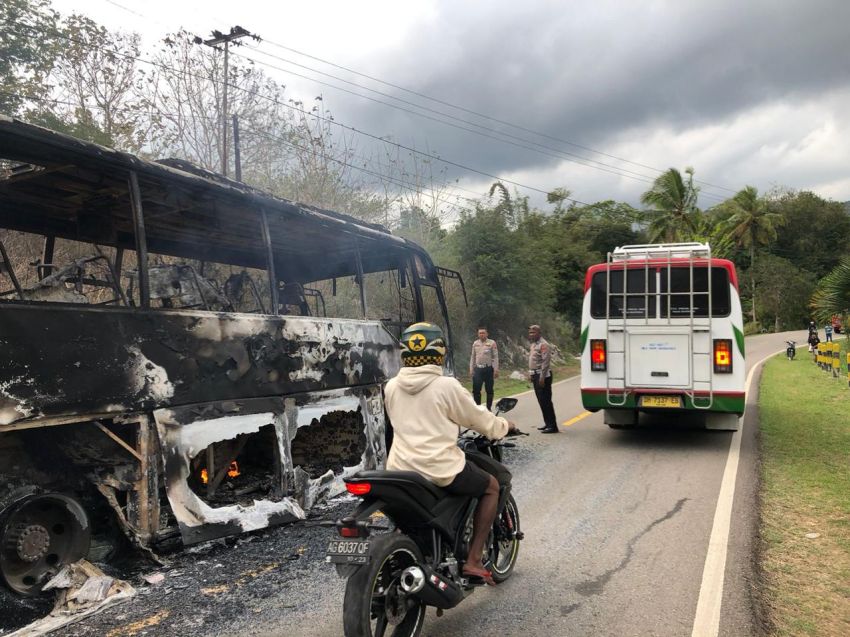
left=327, top=397, right=524, bottom=637
left=786, top=340, right=796, bottom=360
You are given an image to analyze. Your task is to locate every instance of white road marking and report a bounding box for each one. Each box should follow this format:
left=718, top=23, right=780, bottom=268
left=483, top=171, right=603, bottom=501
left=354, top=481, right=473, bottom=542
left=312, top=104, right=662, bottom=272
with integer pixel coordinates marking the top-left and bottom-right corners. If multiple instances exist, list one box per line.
left=691, top=349, right=783, bottom=637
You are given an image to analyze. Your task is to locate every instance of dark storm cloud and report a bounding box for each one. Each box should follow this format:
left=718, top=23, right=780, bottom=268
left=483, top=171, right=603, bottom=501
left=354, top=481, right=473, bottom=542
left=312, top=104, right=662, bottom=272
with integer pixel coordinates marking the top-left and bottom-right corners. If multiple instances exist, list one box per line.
left=337, top=0, right=850, bottom=180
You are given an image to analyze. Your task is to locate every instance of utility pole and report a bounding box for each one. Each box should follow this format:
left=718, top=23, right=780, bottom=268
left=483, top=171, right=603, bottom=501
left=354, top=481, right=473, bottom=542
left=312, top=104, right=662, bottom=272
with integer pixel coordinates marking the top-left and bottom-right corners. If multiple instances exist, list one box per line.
left=232, top=114, right=242, bottom=182
left=196, top=26, right=255, bottom=177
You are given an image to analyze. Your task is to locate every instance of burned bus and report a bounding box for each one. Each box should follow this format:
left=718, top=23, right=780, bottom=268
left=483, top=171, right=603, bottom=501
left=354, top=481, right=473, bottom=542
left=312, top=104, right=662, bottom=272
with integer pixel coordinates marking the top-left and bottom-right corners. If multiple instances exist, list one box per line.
left=0, top=117, right=463, bottom=596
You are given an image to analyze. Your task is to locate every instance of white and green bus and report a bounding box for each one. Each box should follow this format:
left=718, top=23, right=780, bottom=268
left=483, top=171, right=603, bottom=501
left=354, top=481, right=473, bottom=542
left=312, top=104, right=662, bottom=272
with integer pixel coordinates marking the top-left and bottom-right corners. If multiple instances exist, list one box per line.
left=580, top=243, right=745, bottom=430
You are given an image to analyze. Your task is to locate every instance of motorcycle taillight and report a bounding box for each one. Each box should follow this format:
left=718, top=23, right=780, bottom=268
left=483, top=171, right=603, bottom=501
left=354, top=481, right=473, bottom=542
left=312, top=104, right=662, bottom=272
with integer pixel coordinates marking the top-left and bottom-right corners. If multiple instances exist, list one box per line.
left=346, top=482, right=371, bottom=496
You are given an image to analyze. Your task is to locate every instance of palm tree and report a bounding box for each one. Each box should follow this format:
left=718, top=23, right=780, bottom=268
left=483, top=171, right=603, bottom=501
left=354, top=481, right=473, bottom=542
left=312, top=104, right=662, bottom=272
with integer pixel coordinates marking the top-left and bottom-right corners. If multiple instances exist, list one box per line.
left=720, top=186, right=785, bottom=324
left=640, top=167, right=700, bottom=242
left=811, top=257, right=850, bottom=328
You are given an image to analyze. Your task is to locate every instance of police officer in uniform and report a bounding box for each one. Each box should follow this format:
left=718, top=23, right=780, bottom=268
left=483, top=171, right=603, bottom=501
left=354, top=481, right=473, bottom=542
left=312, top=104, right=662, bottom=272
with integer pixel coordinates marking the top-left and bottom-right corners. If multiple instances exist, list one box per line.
left=528, top=324, right=558, bottom=433
left=469, top=327, right=499, bottom=410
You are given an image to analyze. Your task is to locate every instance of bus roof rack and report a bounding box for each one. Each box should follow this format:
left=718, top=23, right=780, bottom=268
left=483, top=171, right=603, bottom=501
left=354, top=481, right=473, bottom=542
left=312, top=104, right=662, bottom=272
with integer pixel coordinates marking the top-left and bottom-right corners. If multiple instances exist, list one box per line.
left=611, top=242, right=711, bottom=261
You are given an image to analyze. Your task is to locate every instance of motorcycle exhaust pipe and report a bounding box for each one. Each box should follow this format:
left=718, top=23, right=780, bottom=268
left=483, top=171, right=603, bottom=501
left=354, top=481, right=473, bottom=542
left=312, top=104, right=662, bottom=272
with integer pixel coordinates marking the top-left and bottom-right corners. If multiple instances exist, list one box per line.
left=404, top=565, right=464, bottom=609
left=400, top=566, right=426, bottom=594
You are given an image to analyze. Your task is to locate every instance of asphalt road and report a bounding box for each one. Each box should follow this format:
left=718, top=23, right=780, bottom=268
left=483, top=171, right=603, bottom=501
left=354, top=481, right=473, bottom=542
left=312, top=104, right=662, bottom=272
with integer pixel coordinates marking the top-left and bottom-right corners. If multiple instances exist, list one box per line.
left=253, top=330, right=801, bottom=637
left=26, top=330, right=802, bottom=637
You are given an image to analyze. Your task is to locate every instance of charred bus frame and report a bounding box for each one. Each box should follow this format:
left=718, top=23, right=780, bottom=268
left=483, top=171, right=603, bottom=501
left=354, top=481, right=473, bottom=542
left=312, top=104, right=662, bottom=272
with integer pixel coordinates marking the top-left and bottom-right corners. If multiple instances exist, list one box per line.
left=0, top=117, right=461, bottom=596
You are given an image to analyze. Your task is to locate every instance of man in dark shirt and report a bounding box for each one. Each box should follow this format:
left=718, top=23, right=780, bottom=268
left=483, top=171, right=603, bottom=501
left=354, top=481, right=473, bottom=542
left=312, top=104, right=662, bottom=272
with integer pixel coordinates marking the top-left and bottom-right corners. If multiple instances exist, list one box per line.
left=528, top=325, right=558, bottom=433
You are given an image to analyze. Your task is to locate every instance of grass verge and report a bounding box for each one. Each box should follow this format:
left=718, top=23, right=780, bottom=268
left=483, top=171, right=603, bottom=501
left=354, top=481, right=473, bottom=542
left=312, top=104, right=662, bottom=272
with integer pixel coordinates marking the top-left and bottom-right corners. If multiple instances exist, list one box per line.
left=759, top=351, right=850, bottom=636
left=458, top=360, right=580, bottom=401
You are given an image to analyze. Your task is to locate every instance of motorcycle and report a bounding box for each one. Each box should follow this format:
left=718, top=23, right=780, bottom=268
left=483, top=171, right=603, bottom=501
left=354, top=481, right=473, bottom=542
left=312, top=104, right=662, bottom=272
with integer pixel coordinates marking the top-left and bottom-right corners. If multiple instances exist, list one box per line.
left=326, top=397, right=524, bottom=637
left=786, top=340, right=796, bottom=360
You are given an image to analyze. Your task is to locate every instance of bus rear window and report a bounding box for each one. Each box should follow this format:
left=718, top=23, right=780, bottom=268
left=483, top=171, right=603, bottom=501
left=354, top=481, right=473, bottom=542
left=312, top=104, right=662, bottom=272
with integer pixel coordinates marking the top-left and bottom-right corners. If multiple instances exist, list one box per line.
left=660, top=267, right=730, bottom=318
left=590, top=266, right=731, bottom=319
left=590, top=269, right=657, bottom=319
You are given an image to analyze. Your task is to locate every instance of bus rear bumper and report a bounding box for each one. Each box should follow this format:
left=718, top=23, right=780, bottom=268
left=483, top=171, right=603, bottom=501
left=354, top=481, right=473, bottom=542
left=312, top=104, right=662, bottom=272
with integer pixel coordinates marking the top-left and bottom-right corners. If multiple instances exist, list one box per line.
left=581, top=389, right=745, bottom=415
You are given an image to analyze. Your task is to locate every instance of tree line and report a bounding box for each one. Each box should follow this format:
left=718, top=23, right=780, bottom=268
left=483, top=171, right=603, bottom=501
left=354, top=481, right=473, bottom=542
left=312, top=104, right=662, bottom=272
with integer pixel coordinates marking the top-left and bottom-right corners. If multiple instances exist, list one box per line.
left=3, top=0, right=850, bottom=372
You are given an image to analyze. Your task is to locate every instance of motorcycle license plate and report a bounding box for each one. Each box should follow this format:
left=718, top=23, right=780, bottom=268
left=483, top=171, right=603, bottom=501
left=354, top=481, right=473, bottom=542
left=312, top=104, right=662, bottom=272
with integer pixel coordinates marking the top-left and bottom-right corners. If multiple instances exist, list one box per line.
left=639, top=395, right=682, bottom=408
left=326, top=539, right=371, bottom=564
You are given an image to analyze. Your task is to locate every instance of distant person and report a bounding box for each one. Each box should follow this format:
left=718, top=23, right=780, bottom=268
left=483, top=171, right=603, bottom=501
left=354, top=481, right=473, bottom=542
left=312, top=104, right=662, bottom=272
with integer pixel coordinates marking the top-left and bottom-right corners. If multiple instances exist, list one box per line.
left=469, top=327, right=499, bottom=410
left=528, top=324, right=559, bottom=433
left=825, top=322, right=833, bottom=342
left=808, top=330, right=820, bottom=355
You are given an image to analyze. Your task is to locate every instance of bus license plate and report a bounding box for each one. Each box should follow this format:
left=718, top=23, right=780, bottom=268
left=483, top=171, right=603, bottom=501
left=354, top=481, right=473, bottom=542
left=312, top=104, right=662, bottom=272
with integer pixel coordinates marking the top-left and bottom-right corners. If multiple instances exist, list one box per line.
left=640, top=395, right=682, bottom=408
left=326, top=539, right=371, bottom=564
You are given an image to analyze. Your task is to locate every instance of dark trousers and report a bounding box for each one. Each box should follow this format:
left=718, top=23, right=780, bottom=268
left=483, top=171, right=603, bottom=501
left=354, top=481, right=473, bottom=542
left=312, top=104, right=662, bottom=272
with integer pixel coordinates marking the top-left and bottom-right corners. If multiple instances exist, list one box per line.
left=472, top=366, right=495, bottom=410
left=533, top=373, right=557, bottom=429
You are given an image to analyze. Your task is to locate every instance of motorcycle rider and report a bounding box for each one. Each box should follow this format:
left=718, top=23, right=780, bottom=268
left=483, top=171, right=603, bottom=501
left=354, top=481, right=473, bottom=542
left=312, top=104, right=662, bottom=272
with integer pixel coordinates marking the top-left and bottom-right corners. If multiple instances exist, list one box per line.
left=384, top=322, right=516, bottom=586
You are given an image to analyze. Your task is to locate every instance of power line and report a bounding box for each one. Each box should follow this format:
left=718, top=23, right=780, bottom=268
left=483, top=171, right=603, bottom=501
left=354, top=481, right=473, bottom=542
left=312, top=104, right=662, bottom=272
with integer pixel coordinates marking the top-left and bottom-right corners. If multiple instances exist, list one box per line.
left=257, top=37, right=738, bottom=195
left=239, top=125, right=476, bottom=209
left=238, top=43, right=668, bottom=188
left=88, top=1, right=732, bottom=202
left=83, top=4, right=734, bottom=202
left=0, top=89, right=482, bottom=210
left=233, top=42, right=726, bottom=203
left=5, top=21, right=592, bottom=206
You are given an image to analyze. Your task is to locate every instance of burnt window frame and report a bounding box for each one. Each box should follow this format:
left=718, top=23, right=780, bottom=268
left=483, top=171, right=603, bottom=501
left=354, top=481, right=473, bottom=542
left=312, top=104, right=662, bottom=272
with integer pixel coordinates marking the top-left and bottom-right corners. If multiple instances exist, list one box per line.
left=0, top=119, right=453, bottom=336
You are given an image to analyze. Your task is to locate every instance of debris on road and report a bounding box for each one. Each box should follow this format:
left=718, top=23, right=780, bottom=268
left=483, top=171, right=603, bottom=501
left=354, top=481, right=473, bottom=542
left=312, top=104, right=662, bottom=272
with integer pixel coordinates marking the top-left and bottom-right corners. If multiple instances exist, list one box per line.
left=142, top=573, right=165, bottom=586
left=7, top=560, right=134, bottom=637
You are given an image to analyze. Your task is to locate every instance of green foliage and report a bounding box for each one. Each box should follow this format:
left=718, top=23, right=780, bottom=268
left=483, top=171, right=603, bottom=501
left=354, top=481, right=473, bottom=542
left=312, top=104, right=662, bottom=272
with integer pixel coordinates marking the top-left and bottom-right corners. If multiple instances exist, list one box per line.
left=768, top=190, right=850, bottom=279
left=717, top=185, right=785, bottom=323
left=688, top=207, right=736, bottom=257
left=811, top=256, right=850, bottom=324
left=451, top=205, right=547, bottom=333
left=640, top=167, right=700, bottom=242
left=0, top=0, right=60, bottom=115
left=719, top=186, right=785, bottom=260
left=753, top=254, right=816, bottom=330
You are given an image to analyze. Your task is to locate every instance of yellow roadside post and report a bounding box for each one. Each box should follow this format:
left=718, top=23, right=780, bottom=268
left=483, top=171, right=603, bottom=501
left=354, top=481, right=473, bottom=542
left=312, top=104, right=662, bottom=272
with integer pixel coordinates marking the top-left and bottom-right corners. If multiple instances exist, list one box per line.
left=832, top=342, right=840, bottom=378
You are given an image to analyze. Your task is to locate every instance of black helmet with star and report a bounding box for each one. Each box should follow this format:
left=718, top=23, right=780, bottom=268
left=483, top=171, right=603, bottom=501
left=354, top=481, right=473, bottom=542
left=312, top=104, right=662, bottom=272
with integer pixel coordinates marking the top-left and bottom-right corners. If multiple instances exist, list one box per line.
left=399, top=322, right=447, bottom=367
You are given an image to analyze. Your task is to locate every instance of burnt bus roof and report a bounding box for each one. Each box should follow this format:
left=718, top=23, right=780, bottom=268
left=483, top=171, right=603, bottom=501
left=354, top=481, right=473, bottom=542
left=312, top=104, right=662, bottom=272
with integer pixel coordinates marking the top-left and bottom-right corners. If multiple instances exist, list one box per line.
left=0, top=116, right=435, bottom=283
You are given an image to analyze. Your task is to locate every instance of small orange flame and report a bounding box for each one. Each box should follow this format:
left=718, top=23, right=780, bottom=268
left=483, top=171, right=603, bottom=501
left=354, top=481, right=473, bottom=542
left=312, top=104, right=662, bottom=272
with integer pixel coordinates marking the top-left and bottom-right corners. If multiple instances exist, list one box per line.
left=200, top=462, right=239, bottom=485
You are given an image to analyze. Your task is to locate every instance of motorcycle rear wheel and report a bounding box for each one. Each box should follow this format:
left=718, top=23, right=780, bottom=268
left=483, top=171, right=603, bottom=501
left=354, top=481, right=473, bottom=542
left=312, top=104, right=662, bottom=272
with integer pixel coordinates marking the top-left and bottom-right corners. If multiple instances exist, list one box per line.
left=343, top=533, right=427, bottom=637
left=489, top=495, right=521, bottom=583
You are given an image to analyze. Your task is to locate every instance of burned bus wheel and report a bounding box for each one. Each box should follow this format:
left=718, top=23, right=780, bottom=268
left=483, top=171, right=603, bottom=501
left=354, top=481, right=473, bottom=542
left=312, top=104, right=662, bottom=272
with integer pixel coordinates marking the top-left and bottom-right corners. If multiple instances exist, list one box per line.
left=0, top=492, right=91, bottom=596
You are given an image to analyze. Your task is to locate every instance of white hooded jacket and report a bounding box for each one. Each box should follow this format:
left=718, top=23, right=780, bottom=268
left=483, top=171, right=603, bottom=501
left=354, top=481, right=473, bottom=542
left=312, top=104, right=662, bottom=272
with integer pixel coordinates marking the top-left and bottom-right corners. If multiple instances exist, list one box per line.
left=384, top=364, right=510, bottom=486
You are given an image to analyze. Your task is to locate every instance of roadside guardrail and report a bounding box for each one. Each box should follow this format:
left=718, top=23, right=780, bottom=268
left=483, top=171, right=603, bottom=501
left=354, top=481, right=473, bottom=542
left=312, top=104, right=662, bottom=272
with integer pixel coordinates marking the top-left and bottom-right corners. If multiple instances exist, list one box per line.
left=813, top=341, right=847, bottom=382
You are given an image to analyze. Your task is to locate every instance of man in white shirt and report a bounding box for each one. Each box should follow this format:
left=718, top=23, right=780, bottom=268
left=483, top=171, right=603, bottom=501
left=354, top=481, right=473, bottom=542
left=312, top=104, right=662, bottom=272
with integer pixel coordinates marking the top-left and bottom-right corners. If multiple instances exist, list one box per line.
left=385, top=322, right=516, bottom=585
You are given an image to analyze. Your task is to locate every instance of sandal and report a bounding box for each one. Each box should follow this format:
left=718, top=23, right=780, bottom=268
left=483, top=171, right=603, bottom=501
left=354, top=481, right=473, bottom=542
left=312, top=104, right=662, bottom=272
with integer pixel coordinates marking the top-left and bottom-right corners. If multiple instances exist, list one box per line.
left=462, top=565, right=496, bottom=586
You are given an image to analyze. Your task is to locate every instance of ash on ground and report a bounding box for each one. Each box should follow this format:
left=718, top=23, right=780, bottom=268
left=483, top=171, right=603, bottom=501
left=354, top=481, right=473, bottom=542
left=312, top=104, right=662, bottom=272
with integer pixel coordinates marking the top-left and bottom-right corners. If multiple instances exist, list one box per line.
left=2, top=498, right=356, bottom=637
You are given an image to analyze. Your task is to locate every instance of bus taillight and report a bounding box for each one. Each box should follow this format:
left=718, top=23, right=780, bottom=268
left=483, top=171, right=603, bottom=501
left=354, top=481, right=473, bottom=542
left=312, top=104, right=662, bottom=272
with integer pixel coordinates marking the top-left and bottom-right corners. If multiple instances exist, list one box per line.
left=714, top=339, right=732, bottom=373
left=591, top=340, right=607, bottom=371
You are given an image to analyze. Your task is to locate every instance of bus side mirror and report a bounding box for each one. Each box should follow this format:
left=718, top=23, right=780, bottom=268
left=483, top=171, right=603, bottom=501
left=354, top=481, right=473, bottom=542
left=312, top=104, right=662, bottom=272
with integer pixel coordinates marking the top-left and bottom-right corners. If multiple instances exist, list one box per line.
left=495, top=398, right=517, bottom=413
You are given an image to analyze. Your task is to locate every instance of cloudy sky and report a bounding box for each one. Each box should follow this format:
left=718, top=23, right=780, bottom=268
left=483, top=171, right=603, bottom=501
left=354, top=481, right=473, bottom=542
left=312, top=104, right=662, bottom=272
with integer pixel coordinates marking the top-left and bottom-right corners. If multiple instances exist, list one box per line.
left=51, top=0, right=850, bottom=209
